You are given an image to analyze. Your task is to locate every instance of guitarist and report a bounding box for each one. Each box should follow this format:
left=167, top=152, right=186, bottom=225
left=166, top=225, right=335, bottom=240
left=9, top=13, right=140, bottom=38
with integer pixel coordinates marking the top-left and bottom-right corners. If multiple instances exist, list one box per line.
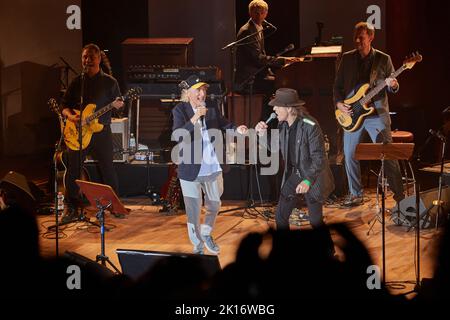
left=333, top=22, right=404, bottom=207
left=60, top=43, right=124, bottom=221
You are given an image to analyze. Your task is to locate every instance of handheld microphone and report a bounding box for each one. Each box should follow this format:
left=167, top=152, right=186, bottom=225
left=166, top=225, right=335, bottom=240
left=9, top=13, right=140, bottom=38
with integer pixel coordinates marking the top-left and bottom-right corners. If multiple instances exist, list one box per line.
left=198, top=101, right=206, bottom=125
left=429, top=129, right=446, bottom=141
left=263, top=20, right=277, bottom=30
left=265, top=112, right=277, bottom=124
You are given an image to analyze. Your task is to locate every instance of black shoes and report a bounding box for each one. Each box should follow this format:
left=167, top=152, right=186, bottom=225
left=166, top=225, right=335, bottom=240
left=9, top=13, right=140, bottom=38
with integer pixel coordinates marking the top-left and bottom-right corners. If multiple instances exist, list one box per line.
left=343, top=195, right=364, bottom=207
left=60, top=207, right=80, bottom=224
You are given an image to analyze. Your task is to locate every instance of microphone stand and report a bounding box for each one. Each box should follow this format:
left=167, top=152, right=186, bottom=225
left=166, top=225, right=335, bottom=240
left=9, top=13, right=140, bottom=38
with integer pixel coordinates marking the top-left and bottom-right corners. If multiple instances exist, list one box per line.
left=78, top=69, right=85, bottom=219
left=221, top=24, right=277, bottom=120
left=75, top=69, right=100, bottom=228
left=59, top=57, right=78, bottom=90
left=219, top=45, right=293, bottom=218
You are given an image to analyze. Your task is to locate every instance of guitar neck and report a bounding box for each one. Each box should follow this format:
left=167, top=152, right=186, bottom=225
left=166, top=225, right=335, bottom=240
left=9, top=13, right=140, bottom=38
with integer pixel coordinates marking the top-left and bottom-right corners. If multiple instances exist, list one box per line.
left=85, top=103, right=115, bottom=123
left=360, top=65, right=406, bottom=105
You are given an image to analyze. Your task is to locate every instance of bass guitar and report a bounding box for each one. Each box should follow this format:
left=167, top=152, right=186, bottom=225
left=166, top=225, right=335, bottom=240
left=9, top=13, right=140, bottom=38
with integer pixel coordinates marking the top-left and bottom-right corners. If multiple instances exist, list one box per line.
left=335, top=52, right=422, bottom=132
left=64, top=87, right=141, bottom=150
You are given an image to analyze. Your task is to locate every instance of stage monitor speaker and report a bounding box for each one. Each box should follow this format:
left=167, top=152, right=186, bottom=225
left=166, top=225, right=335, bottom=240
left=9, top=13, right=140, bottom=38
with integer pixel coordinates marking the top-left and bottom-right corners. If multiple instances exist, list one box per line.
left=63, top=251, right=116, bottom=283
left=116, top=249, right=221, bottom=281
left=0, top=171, right=44, bottom=212
left=395, top=185, right=450, bottom=228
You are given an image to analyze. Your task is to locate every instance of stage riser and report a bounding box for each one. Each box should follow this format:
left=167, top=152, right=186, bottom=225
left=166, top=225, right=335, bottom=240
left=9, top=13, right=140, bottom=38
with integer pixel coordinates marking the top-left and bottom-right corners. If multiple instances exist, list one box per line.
left=84, top=163, right=281, bottom=201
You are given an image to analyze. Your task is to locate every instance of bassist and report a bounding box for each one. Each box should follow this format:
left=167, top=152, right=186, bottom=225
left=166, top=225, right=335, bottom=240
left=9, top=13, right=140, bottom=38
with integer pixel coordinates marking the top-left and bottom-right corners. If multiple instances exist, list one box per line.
left=333, top=22, right=404, bottom=207
left=61, top=43, right=124, bottom=220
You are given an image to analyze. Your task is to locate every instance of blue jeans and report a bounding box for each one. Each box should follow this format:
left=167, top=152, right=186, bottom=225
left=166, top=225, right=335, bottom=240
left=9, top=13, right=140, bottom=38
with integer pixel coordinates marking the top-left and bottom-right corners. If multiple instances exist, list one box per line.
left=343, top=116, right=404, bottom=202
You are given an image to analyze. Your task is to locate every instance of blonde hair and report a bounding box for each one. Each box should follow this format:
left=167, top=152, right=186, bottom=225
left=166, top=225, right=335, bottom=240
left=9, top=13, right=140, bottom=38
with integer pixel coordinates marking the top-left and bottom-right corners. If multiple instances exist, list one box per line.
left=180, top=89, right=189, bottom=102
left=354, top=21, right=375, bottom=37
left=249, top=0, right=268, bottom=13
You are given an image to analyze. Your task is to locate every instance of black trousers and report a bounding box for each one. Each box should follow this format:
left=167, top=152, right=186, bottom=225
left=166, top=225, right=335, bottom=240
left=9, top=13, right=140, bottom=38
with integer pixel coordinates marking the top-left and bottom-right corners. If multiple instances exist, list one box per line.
left=275, top=172, right=325, bottom=230
left=65, top=126, right=118, bottom=207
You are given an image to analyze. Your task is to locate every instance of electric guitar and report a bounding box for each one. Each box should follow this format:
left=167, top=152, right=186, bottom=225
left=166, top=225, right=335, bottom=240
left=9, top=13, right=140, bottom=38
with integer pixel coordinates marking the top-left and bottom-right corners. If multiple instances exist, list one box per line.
left=335, top=52, right=422, bottom=132
left=64, top=87, right=141, bottom=150
left=159, top=164, right=183, bottom=214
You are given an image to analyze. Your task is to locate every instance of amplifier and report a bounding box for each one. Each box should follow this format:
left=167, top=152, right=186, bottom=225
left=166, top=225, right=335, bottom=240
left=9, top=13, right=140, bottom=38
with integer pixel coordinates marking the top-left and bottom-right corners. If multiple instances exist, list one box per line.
left=125, top=65, right=221, bottom=82
left=126, top=81, right=224, bottom=99
left=84, top=118, right=130, bottom=163
left=122, top=38, right=194, bottom=67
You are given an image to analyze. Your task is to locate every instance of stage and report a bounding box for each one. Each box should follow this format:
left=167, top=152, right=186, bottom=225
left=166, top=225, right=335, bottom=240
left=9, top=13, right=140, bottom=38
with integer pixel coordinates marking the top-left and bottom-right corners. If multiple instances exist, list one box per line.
left=37, top=190, right=442, bottom=298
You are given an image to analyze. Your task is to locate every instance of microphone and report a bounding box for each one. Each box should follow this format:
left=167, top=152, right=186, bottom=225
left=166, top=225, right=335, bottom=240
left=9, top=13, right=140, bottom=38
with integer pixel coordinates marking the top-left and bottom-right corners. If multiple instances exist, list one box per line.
left=81, top=65, right=88, bottom=77
left=263, top=20, right=277, bottom=30
left=265, top=112, right=277, bottom=124
left=429, top=129, right=446, bottom=141
left=198, top=101, right=206, bottom=125
left=284, top=43, right=295, bottom=52
left=442, top=106, right=450, bottom=114
left=275, top=43, right=295, bottom=57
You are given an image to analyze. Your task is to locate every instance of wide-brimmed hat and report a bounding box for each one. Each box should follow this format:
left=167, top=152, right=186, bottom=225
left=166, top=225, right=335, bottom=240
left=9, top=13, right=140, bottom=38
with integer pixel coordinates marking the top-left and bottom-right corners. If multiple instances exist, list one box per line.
left=178, top=75, right=209, bottom=91
left=268, top=88, right=305, bottom=107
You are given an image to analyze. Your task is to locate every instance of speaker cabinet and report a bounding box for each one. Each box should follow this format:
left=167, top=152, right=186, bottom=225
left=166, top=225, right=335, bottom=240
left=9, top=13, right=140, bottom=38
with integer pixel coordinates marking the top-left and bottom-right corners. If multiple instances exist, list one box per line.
left=0, top=171, right=44, bottom=212
left=84, top=118, right=130, bottom=163
left=116, top=249, right=221, bottom=281
left=1, top=61, right=60, bottom=155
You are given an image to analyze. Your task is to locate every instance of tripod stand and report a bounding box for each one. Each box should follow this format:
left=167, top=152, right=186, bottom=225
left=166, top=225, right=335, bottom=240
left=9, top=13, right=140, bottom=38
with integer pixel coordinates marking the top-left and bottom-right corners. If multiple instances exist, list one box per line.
left=355, top=142, right=414, bottom=281
left=47, top=99, right=100, bottom=237
left=94, top=199, right=120, bottom=273
left=76, top=179, right=129, bottom=273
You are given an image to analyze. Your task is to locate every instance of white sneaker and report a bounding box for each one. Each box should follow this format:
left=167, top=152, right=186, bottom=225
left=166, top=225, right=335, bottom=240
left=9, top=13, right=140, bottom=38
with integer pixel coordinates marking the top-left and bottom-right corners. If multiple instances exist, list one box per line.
left=201, top=234, right=220, bottom=255
left=193, top=244, right=204, bottom=255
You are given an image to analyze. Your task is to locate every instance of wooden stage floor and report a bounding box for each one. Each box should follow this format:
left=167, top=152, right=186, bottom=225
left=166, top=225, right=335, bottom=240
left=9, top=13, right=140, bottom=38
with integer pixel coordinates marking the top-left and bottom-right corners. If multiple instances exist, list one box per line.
left=37, top=190, right=443, bottom=297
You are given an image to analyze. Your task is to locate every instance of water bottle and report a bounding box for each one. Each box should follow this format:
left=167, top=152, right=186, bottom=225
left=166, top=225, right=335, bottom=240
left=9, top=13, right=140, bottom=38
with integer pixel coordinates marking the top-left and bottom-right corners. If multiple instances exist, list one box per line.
left=129, top=133, right=136, bottom=152
left=57, top=192, right=64, bottom=212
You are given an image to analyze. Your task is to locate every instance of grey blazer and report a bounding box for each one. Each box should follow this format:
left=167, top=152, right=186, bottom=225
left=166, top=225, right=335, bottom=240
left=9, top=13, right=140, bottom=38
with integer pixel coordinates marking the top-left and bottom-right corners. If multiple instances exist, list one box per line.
left=278, top=115, right=335, bottom=202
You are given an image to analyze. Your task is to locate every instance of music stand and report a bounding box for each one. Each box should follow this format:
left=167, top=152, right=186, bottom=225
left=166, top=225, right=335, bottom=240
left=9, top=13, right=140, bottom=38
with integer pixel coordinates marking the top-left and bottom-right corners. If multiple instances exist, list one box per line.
left=76, top=179, right=128, bottom=273
left=355, top=142, right=414, bottom=282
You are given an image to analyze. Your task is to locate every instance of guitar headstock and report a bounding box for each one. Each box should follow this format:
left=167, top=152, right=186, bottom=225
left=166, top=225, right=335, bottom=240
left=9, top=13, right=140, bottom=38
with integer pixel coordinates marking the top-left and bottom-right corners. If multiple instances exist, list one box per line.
left=125, top=87, right=142, bottom=101
left=403, top=51, right=423, bottom=70
left=48, top=98, right=59, bottom=113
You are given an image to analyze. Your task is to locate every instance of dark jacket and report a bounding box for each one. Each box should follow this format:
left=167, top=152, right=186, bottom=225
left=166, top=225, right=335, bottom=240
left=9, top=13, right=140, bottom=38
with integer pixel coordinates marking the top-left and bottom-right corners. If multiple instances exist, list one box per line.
left=278, top=115, right=334, bottom=202
left=235, top=19, right=284, bottom=91
left=172, top=101, right=235, bottom=181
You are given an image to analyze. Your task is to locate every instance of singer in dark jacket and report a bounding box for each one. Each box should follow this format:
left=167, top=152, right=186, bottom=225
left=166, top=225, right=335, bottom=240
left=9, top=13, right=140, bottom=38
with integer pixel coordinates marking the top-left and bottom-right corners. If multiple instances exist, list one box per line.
left=256, top=88, right=334, bottom=249
left=172, top=75, right=248, bottom=255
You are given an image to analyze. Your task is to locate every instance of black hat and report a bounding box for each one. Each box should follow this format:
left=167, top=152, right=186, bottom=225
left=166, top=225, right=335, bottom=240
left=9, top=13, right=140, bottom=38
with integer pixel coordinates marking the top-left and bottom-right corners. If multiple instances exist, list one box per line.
left=268, top=88, right=305, bottom=107
left=179, top=75, right=209, bottom=90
